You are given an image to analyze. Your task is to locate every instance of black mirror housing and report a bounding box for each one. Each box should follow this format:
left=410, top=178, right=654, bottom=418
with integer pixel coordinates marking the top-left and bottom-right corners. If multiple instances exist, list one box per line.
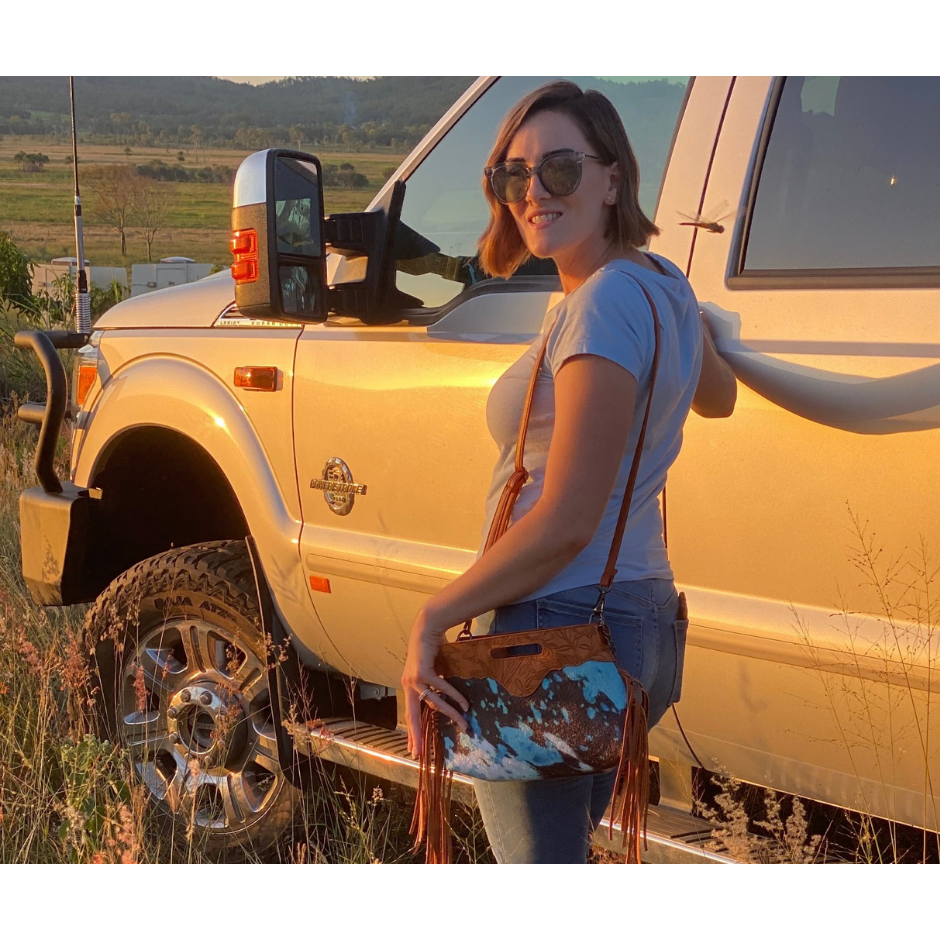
left=231, top=149, right=328, bottom=323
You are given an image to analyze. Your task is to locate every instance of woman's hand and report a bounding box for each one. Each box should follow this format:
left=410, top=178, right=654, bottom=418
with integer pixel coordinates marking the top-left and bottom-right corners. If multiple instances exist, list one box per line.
left=402, top=609, right=470, bottom=759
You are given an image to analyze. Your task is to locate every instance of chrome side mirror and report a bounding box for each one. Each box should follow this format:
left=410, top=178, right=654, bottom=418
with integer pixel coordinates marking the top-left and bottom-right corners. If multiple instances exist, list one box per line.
left=231, top=149, right=327, bottom=322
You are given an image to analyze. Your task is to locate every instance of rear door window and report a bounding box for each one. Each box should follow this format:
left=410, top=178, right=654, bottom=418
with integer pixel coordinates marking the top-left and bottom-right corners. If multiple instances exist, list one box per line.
left=742, top=77, right=940, bottom=273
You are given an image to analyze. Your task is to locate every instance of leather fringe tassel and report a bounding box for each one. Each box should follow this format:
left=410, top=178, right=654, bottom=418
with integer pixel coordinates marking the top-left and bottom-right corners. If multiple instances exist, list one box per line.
left=609, top=673, right=651, bottom=864
left=410, top=704, right=454, bottom=864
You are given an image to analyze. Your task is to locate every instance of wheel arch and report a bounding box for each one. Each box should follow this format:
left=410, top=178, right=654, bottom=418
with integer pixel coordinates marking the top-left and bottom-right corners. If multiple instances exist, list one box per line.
left=79, top=425, right=250, bottom=597
left=71, top=356, right=303, bottom=603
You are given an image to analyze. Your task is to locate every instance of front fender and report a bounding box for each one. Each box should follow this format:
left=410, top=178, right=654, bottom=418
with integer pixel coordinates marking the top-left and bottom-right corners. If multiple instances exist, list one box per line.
left=76, top=356, right=292, bottom=534
left=73, top=355, right=341, bottom=668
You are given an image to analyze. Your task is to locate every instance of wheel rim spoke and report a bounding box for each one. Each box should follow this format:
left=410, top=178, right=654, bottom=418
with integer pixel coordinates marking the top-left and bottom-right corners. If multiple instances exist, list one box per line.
left=222, top=773, right=255, bottom=824
left=136, top=742, right=187, bottom=809
left=122, top=711, right=165, bottom=755
left=238, top=665, right=266, bottom=699
left=226, top=766, right=278, bottom=822
left=179, top=621, right=221, bottom=675
left=163, top=749, right=190, bottom=814
left=138, top=644, right=187, bottom=698
left=249, top=725, right=281, bottom=775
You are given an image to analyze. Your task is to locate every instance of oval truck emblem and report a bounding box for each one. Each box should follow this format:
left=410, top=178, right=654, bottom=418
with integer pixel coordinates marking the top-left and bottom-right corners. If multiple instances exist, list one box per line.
left=311, top=458, right=367, bottom=515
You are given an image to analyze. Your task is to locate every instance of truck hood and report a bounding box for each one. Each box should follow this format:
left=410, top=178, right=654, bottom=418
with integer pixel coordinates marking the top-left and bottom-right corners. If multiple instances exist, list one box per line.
left=94, top=271, right=236, bottom=330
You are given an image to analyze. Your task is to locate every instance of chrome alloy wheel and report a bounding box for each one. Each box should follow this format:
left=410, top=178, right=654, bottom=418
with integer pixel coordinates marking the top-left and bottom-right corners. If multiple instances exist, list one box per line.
left=119, top=617, right=283, bottom=837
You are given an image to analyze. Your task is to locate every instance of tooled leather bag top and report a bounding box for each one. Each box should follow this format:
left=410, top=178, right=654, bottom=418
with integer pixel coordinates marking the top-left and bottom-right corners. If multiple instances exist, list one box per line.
left=435, top=624, right=616, bottom=696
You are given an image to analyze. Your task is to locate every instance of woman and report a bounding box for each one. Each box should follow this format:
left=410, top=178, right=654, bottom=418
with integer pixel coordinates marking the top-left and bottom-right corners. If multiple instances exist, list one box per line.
left=402, top=81, right=736, bottom=864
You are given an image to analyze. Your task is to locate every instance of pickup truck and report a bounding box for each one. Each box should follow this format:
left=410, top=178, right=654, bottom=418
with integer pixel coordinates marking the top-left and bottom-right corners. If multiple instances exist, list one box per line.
left=16, top=76, right=940, bottom=860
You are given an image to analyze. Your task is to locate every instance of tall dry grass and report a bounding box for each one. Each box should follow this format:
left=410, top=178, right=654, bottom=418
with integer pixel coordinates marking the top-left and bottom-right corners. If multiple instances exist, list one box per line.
left=0, top=388, right=493, bottom=863
left=789, top=508, right=940, bottom=863
left=0, top=403, right=104, bottom=862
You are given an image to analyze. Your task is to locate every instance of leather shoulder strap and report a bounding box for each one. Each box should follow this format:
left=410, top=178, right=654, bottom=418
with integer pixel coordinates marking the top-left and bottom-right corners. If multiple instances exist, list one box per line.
left=481, top=325, right=552, bottom=551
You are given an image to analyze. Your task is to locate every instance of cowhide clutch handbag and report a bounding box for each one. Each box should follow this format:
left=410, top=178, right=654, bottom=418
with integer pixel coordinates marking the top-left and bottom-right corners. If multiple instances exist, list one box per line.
left=434, top=622, right=639, bottom=781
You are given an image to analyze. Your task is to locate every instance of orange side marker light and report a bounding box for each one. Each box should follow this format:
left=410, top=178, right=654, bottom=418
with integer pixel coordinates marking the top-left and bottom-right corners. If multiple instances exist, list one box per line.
left=76, top=363, right=98, bottom=406
left=309, top=575, right=332, bottom=593
left=234, top=366, right=278, bottom=391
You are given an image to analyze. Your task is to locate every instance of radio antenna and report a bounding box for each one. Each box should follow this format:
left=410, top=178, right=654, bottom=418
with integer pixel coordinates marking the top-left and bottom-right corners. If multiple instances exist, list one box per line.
left=69, top=76, right=90, bottom=334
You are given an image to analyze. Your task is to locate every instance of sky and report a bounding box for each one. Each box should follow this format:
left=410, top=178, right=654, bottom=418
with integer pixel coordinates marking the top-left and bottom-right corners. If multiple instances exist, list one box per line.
left=215, top=77, right=690, bottom=86
left=217, top=77, right=289, bottom=84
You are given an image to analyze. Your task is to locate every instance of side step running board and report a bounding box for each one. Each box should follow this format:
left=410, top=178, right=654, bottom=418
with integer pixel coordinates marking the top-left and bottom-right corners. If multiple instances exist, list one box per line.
left=291, top=717, right=734, bottom=864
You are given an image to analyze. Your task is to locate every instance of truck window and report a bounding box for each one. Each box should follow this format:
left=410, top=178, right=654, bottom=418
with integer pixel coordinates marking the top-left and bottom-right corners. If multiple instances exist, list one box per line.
left=743, top=77, right=940, bottom=272
left=395, top=76, right=691, bottom=309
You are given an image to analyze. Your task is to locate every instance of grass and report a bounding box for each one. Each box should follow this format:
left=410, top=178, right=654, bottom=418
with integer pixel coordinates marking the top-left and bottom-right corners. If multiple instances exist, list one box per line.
left=788, top=508, right=940, bottom=862
left=1, top=423, right=936, bottom=864
left=0, top=135, right=406, bottom=268
left=1, top=372, right=937, bottom=863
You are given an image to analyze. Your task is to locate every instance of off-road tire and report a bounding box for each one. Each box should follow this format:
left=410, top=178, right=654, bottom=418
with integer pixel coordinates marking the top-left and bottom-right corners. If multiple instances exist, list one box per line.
left=85, top=539, right=298, bottom=859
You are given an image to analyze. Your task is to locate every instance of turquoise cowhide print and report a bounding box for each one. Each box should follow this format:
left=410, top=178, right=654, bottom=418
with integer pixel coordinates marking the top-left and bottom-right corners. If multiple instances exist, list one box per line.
left=438, top=661, right=627, bottom=781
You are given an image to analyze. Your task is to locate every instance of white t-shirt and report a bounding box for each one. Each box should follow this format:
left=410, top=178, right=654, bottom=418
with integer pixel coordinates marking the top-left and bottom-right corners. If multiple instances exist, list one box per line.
left=479, top=255, right=703, bottom=602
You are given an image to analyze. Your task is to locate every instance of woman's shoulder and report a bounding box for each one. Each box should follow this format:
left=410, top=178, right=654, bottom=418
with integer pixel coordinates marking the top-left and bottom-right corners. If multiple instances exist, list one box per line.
left=566, top=260, right=648, bottom=311
left=560, top=257, right=672, bottom=322
left=557, top=256, right=701, bottom=353
left=605, top=254, right=692, bottom=290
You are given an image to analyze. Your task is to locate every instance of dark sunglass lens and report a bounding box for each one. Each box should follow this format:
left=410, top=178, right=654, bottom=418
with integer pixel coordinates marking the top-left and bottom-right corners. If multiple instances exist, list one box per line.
left=492, top=165, right=529, bottom=203
left=540, top=155, right=581, bottom=197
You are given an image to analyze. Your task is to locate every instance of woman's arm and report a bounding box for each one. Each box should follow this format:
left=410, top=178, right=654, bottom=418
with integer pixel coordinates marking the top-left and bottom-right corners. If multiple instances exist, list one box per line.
left=692, top=310, right=737, bottom=418
left=403, top=353, right=637, bottom=752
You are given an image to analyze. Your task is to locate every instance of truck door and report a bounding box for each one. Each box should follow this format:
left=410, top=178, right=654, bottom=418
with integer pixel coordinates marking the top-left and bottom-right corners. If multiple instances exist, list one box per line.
left=665, top=76, right=940, bottom=830
left=293, top=76, right=692, bottom=688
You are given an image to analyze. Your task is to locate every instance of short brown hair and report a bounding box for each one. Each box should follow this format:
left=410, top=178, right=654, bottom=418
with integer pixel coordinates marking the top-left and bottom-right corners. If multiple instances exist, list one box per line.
left=478, top=81, right=660, bottom=279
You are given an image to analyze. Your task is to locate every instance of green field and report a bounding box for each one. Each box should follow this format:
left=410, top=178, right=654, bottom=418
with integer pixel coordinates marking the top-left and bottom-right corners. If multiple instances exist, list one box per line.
left=0, top=136, right=407, bottom=269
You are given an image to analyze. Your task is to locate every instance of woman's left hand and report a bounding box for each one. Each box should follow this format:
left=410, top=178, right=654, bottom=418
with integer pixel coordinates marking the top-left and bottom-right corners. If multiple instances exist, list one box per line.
left=402, top=611, right=469, bottom=758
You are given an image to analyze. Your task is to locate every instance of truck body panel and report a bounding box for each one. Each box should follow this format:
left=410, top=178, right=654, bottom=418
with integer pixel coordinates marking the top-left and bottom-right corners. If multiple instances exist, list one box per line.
left=666, top=77, right=940, bottom=829
left=296, top=287, right=560, bottom=684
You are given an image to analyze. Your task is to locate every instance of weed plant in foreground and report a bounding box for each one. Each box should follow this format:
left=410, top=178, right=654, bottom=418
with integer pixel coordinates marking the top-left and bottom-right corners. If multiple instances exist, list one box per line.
left=795, top=509, right=940, bottom=862
left=695, top=507, right=940, bottom=864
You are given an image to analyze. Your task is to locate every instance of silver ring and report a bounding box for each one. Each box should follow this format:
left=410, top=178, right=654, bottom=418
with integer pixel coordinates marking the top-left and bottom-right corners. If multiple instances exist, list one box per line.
left=418, top=687, right=435, bottom=704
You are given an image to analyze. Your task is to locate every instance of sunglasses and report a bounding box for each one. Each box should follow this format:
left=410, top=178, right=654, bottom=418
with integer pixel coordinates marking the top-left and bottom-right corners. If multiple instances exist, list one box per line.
left=485, top=150, right=607, bottom=205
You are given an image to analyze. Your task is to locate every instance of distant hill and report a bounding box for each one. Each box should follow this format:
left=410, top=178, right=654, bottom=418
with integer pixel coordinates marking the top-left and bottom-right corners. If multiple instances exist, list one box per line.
left=0, top=76, right=476, bottom=150
left=0, top=76, right=687, bottom=158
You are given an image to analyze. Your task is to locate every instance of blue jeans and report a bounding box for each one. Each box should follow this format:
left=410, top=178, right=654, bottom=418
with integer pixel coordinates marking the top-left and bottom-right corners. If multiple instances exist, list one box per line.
left=473, top=579, right=686, bottom=864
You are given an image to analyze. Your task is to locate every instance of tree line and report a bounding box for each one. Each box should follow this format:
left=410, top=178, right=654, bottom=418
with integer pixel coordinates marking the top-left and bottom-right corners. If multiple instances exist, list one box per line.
left=0, top=76, right=474, bottom=151
left=0, top=115, right=438, bottom=154
left=132, top=158, right=374, bottom=188
left=0, top=78, right=688, bottom=169
left=135, top=160, right=236, bottom=184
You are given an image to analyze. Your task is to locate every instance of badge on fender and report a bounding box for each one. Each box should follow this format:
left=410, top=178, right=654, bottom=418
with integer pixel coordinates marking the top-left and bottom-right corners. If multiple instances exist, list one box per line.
left=311, top=458, right=367, bottom=516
